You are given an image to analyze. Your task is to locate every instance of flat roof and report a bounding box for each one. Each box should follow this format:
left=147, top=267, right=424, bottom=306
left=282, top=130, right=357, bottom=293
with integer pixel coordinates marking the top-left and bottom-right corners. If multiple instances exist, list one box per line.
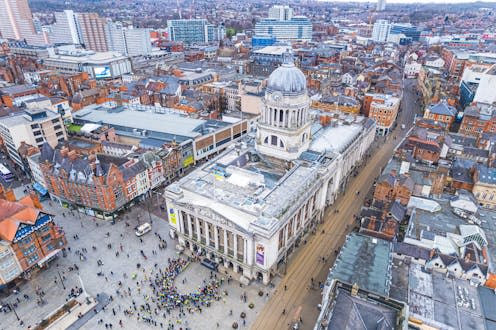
left=0, top=109, right=59, bottom=127
left=169, top=144, right=329, bottom=236
left=46, top=51, right=128, bottom=64
left=74, top=105, right=206, bottom=139
left=328, top=233, right=392, bottom=296
left=252, top=45, right=290, bottom=56
left=404, top=262, right=486, bottom=330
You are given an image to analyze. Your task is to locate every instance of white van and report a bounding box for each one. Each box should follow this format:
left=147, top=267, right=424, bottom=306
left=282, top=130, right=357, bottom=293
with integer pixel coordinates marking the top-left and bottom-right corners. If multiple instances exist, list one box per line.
left=135, top=223, right=152, bottom=237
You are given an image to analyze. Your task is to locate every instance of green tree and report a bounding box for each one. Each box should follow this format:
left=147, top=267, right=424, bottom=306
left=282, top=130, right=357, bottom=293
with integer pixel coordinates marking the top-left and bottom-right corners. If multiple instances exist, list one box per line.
left=226, top=27, right=237, bottom=39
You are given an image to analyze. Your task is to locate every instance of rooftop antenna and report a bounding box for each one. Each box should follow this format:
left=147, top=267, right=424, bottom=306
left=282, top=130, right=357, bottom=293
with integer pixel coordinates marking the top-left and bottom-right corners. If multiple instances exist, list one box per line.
left=177, top=0, right=182, bottom=19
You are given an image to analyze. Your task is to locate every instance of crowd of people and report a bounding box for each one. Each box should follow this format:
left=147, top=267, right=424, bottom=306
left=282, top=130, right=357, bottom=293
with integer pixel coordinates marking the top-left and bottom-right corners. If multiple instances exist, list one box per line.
left=150, top=258, right=222, bottom=311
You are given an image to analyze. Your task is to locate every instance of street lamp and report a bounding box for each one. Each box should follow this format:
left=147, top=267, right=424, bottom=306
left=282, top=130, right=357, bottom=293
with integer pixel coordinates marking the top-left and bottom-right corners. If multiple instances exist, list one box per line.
left=57, top=270, right=66, bottom=290
left=7, top=303, right=20, bottom=321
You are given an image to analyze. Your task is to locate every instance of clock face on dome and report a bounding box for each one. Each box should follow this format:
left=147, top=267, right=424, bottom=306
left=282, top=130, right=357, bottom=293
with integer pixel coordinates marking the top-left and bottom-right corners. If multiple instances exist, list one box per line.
left=272, top=91, right=283, bottom=102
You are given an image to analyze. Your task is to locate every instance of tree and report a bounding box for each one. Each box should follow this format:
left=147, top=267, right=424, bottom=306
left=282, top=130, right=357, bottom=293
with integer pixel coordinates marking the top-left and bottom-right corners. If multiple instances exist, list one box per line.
left=226, top=27, right=237, bottom=39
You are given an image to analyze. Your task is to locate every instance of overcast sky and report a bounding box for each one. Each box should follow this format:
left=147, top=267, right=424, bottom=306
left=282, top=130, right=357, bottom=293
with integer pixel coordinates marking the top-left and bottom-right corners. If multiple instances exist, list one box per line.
left=318, top=0, right=496, bottom=3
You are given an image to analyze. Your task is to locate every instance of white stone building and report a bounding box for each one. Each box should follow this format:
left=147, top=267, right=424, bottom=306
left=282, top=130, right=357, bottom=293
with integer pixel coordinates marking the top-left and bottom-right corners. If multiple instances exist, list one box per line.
left=165, top=53, right=375, bottom=284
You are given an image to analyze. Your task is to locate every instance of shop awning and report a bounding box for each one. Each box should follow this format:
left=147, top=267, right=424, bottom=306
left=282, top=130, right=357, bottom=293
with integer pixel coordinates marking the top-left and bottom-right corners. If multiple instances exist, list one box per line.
left=33, top=182, right=48, bottom=196
left=37, top=249, right=61, bottom=267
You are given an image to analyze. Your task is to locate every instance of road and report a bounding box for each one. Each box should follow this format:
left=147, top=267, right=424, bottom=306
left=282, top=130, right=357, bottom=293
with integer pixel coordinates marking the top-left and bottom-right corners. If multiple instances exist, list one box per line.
left=251, top=79, right=422, bottom=330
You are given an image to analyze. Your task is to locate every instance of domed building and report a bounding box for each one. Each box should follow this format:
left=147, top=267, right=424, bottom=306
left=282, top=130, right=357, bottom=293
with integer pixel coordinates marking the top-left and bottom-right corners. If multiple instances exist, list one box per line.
left=165, top=49, right=377, bottom=285
left=256, top=51, right=312, bottom=161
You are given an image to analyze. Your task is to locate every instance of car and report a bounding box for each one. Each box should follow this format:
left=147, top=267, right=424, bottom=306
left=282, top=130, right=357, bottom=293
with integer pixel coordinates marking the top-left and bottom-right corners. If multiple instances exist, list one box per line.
left=200, top=258, right=218, bottom=271
left=135, top=222, right=152, bottom=237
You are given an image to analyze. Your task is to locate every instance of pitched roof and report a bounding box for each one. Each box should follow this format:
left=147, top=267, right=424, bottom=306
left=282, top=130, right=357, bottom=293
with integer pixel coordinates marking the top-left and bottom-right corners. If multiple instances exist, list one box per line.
left=0, top=196, right=50, bottom=242
left=428, top=102, right=457, bottom=116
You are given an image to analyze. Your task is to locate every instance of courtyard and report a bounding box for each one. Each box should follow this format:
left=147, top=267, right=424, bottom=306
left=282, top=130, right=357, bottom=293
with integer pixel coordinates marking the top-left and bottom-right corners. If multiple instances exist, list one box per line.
left=0, top=193, right=273, bottom=330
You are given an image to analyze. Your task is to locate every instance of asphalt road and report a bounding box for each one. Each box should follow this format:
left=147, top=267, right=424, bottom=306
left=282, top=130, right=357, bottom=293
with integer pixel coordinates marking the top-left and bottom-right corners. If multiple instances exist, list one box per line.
left=251, top=79, right=422, bottom=330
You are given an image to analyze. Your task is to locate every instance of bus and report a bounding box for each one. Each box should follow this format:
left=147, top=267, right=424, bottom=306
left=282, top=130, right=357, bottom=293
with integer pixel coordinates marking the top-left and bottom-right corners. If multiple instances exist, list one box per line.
left=0, top=163, right=14, bottom=182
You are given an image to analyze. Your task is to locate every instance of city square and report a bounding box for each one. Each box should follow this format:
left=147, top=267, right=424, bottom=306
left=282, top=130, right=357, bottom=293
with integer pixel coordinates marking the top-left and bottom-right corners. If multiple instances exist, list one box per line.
left=0, top=191, right=274, bottom=330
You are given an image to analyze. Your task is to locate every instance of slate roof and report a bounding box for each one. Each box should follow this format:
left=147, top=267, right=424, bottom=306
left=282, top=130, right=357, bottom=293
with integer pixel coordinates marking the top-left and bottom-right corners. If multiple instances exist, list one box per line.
left=390, top=201, right=406, bottom=221
left=428, top=102, right=457, bottom=116
left=121, top=160, right=147, bottom=181
left=476, top=165, right=496, bottom=185
left=327, top=287, right=397, bottom=330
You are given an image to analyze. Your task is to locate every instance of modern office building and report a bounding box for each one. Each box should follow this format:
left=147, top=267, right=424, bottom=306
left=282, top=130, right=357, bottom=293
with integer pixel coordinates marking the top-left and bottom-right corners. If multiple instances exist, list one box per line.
left=252, top=35, right=277, bottom=48
left=255, top=17, right=312, bottom=42
left=167, top=19, right=223, bottom=44
left=0, top=109, right=67, bottom=168
left=105, top=21, right=127, bottom=55
left=124, top=28, right=152, bottom=56
left=372, top=19, right=391, bottom=42
left=388, top=23, right=421, bottom=42
left=376, top=0, right=386, bottom=11
left=76, top=13, right=108, bottom=52
left=268, top=5, right=294, bottom=21
left=164, top=53, right=375, bottom=284
left=0, top=0, right=41, bottom=45
left=106, top=23, right=152, bottom=56
left=474, top=65, right=496, bottom=105
left=50, top=10, right=80, bottom=44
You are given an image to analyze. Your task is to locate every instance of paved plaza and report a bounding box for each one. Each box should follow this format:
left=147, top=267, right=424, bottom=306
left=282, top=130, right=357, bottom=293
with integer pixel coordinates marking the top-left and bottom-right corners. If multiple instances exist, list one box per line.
left=0, top=193, right=273, bottom=330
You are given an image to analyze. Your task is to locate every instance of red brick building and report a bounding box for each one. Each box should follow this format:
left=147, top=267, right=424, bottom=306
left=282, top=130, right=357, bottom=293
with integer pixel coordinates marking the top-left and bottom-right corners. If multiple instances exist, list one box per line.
left=397, top=135, right=442, bottom=165
left=373, top=171, right=414, bottom=206
left=423, top=102, right=457, bottom=130
left=39, top=144, right=129, bottom=217
left=459, top=104, right=496, bottom=137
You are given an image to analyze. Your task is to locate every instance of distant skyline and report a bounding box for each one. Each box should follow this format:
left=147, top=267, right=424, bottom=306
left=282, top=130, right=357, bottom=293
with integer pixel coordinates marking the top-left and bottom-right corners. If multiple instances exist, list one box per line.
left=318, top=0, right=496, bottom=3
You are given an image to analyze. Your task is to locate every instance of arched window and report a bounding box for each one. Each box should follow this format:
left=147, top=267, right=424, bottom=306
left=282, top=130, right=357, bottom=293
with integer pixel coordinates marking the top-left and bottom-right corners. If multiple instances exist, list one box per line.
left=279, top=140, right=285, bottom=148
left=264, top=136, right=269, bottom=144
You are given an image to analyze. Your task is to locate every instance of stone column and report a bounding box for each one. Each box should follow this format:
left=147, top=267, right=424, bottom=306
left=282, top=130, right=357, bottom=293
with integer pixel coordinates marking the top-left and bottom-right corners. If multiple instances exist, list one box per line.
left=195, top=217, right=201, bottom=241
left=223, top=230, right=228, bottom=254
left=233, top=233, right=238, bottom=258
left=204, top=221, right=209, bottom=246
left=246, top=238, right=253, bottom=266
left=243, top=239, right=247, bottom=264
left=186, top=214, right=192, bottom=238
left=284, top=226, right=289, bottom=248
left=214, top=225, right=219, bottom=250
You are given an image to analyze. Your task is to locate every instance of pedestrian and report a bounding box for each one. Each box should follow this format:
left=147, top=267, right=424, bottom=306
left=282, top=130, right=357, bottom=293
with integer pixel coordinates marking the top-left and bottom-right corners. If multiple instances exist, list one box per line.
left=282, top=309, right=286, bottom=315
left=284, top=285, right=287, bottom=291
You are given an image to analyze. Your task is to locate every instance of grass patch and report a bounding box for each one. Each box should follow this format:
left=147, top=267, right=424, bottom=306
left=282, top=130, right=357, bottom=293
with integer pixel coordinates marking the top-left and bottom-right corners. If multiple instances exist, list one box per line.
left=67, top=124, right=82, bottom=133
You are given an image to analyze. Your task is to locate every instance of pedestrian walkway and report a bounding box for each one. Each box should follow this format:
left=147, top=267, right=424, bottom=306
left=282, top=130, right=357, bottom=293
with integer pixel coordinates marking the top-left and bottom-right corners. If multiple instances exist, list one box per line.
left=65, top=293, right=110, bottom=330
